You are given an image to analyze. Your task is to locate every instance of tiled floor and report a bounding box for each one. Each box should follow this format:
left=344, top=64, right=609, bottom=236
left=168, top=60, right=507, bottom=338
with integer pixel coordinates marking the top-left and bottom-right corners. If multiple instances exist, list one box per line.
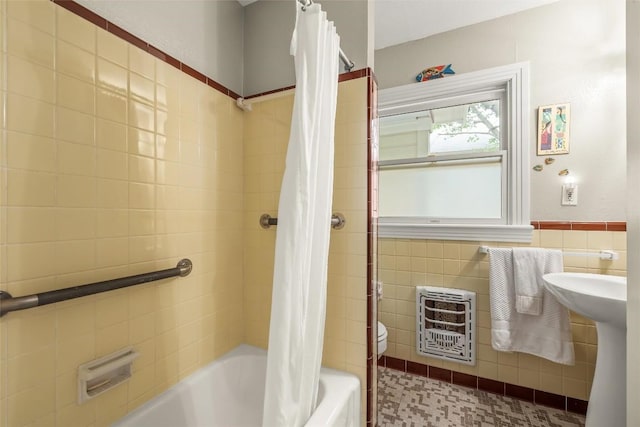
left=378, top=367, right=586, bottom=427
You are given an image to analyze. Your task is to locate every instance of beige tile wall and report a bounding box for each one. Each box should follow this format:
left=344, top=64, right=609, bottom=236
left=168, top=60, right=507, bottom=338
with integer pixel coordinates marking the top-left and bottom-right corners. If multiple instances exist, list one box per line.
left=0, top=1, right=244, bottom=426
left=243, top=78, right=370, bottom=422
left=378, top=230, right=627, bottom=401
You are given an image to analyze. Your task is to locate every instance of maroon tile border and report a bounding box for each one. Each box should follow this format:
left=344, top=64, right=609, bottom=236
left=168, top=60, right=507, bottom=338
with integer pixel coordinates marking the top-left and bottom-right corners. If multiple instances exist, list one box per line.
left=53, top=0, right=106, bottom=28
left=56, top=0, right=362, bottom=102
left=452, top=371, right=477, bottom=389
left=52, top=0, right=243, bottom=100
left=531, top=221, right=626, bottom=231
left=478, top=377, right=505, bottom=395
left=606, top=221, right=627, bottom=231
left=505, top=383, right=534, bottom=402
left=406, top=361, right=427, bottom=377
left=428, top=366, right=452, bottom=383
left=380, top=356, right=588, bottom=415
left=339, top=68, right=369, bottom=82
left=377, top=355, right=386, bottom=367
left=180, top=63, right=207, bottom=84
left=567, top=397, right=589, bottom=414
left=245, top=85, right=297, bottom=100
left=385, top=356, right=406, bottom=372
left=147, top=45, right=180, bottom=69
left=534, top=390, right=567, bottom=411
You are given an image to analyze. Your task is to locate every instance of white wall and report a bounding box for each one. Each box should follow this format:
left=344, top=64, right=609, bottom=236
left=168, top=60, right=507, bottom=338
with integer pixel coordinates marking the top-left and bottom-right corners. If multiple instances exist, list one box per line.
left=76, top=0, right=245, bottom=95
left=375, top=0, right=626, bottom=221
left=243, top=0, right=370, bottom=96
left=626, top=1, right=639, bottom=424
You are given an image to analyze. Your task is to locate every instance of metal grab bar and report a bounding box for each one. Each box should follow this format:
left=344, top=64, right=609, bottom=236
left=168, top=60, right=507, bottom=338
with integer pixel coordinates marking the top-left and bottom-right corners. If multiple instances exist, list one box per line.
left=259, top=213, right=346, bottom=230
left=0, top=259, right=193, bottom=317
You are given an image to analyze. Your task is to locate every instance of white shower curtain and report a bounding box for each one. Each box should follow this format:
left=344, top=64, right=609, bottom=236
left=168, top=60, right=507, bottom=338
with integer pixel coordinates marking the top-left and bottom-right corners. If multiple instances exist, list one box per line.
left=262, top=3, right=340, bottom=427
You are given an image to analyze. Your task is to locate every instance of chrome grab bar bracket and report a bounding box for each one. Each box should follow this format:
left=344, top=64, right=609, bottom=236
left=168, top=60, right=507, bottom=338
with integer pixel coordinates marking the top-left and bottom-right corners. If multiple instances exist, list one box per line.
left=177, top=258, right=193, bottom=276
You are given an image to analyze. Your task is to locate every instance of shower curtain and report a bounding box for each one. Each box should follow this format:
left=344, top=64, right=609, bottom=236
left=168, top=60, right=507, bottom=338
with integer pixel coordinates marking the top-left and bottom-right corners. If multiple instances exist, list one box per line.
left=262, top=3, right=340, bottom=427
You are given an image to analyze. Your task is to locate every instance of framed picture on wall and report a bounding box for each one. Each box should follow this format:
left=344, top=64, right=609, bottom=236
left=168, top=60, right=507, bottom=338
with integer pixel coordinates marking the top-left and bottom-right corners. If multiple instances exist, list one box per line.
left=537, top=103, right=570, bottom=155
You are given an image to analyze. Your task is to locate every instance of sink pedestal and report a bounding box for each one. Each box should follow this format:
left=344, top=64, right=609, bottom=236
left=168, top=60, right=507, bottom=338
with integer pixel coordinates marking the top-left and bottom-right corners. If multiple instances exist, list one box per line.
left=587, top=322, right=626, bottom=427
left=541, top=273, right=627, bottom=427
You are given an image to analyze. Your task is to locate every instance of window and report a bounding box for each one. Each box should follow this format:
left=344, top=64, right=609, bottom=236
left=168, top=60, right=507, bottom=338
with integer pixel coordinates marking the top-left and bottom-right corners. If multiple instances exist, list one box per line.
left=377, top=62, right=533, bottom=242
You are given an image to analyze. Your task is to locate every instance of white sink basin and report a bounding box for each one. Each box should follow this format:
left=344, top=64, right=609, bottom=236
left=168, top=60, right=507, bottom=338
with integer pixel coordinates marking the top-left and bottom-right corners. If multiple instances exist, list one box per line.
left=542, top=272, right=626, bottom=328
left=542, top=272, right=627, bottom=427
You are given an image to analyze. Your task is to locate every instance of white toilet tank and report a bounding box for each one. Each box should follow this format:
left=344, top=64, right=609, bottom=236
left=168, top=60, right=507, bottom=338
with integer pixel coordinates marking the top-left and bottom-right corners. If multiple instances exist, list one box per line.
left=377, top=321, right=387, bottom=358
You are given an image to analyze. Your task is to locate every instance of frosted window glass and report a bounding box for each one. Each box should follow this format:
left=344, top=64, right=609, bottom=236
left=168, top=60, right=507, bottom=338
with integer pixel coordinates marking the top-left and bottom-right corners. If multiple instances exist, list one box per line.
left=379, top=162, right=502, bottom=219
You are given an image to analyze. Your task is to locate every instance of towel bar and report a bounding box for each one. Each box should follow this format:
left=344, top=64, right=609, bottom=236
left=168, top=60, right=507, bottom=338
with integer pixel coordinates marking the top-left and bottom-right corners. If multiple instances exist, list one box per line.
left=478, top=245, right=619, bottom=260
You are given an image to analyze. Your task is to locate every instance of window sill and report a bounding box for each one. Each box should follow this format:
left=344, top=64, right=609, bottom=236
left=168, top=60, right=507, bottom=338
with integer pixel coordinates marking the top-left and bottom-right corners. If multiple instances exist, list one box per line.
left=378, top=222, right=534, bottom=243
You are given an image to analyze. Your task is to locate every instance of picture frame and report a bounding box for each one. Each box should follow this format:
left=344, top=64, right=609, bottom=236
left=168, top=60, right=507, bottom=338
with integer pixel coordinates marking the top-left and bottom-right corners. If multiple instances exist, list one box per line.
left=537, top=103, right=570, bottom=155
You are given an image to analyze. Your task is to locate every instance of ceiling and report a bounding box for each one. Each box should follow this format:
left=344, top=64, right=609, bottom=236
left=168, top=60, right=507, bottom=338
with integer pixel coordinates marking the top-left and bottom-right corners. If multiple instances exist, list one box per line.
left=237, top=0, right=558, bottom=49
left=374, top=0, right=557, bottom=49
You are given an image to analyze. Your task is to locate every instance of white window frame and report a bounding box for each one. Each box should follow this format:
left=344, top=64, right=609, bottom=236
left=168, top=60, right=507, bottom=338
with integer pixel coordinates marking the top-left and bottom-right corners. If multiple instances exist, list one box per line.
left=377, top=62, right=533, bottom=243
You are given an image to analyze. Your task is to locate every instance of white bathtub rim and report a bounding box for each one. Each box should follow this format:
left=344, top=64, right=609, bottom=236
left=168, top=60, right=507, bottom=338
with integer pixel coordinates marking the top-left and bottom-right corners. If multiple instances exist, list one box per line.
left=113, top=344, right=360, bottom=427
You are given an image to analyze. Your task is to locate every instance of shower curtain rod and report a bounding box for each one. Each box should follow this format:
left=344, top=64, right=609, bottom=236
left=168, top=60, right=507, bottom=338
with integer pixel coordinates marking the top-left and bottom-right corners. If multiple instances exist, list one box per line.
left=296, top=0, right=355, bottom=72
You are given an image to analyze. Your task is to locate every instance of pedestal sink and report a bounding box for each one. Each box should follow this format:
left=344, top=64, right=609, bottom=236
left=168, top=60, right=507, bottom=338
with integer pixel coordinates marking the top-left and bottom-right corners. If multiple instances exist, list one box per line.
left=542, top=273, right=626, bottom=427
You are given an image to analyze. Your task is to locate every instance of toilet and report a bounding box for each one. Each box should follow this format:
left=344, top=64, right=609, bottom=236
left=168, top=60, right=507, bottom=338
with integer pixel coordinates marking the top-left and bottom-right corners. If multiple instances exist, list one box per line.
left=377, top=321, right=388, bottom=358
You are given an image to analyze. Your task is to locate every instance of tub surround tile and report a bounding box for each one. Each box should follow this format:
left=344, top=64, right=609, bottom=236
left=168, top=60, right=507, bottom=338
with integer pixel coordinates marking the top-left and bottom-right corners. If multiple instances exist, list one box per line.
left=51, top=0, right=240, bottom=99
left=3, top=2, right=245, bottom=426
left=53, top=0, right=107, bottom=29
left=53, top=0, right=372, bottom=102
left=148, top=45, right=180, bottom=69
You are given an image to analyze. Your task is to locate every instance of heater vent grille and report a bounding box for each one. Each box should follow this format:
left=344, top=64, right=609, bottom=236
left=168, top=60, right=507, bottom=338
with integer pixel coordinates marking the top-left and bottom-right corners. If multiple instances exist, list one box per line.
left=416, top=286, right=475, bottom=365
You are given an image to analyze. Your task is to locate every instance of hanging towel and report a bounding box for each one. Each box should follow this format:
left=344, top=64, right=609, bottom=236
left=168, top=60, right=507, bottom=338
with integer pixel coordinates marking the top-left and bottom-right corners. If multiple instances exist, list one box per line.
left=513, top=248, right=563, bottom=315
left=488, top=248, right=574, bottom=365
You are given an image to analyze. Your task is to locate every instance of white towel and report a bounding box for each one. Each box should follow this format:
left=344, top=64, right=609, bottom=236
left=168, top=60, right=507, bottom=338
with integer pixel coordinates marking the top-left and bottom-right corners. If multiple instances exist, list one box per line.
left=488, top=248, right=574, bottom=365
left=513, top=248, right=563, bottom=315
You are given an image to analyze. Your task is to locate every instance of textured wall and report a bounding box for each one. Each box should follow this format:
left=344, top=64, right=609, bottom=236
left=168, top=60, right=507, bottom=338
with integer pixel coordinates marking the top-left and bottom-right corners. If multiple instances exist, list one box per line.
left=375, top=0, right=626, bottom=222
left=243, top=0, right=370, bottom=97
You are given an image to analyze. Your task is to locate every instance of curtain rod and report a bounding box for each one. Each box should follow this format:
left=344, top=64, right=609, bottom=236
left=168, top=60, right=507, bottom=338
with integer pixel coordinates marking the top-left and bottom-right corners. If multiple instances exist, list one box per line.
left=296, top=0, right=355, bottom=72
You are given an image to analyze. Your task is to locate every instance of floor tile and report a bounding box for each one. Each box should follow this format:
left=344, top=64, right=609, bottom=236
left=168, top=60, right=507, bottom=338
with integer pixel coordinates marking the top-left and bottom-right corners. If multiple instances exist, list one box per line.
left=377, top=367, right=585, bottom=427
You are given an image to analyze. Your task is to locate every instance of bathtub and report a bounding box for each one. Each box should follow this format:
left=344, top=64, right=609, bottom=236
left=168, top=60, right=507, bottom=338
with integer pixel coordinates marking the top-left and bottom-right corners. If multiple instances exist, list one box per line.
left=113, top=344, right=360, bottom=427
